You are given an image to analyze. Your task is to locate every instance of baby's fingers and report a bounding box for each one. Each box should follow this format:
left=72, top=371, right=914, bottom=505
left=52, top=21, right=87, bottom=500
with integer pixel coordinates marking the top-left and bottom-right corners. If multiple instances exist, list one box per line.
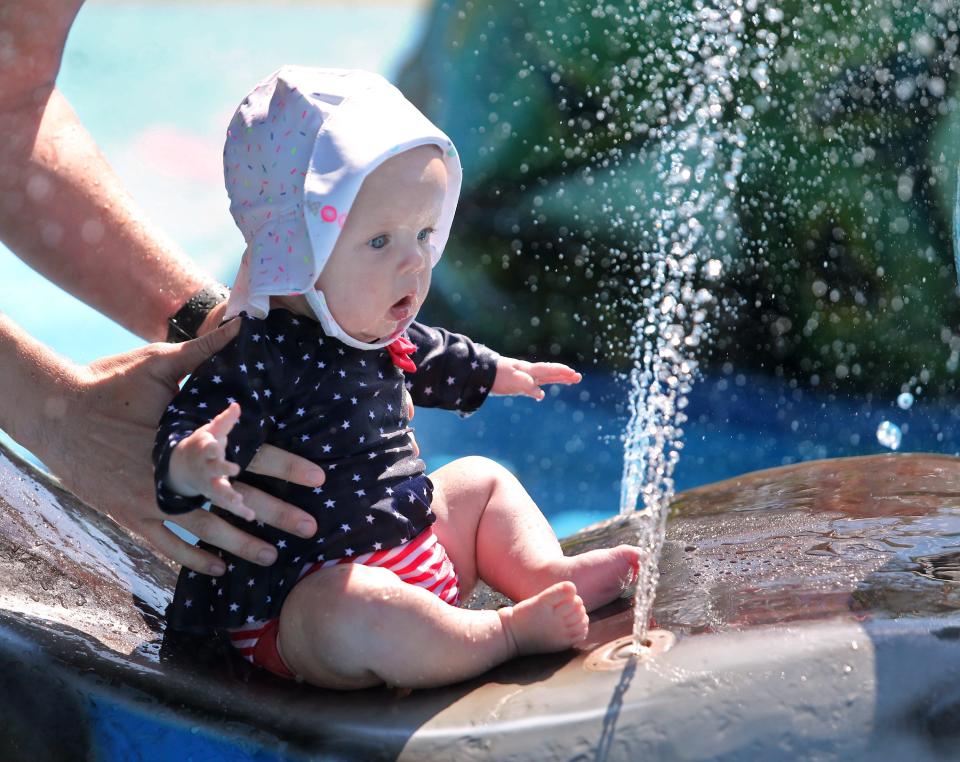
left=196, top=433, right=239, bottom=477
left=512, top=367, right=546, bottom=401
left=207, top=401, right=242, bottom=440
left=526, top=362, right=582, bottom=385
left=208, top=475, right=254, bottom=521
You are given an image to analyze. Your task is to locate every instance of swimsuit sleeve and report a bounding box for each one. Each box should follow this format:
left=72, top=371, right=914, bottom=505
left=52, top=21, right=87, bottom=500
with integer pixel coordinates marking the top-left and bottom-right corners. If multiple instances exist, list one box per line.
left=152, top=315, right=282, bottom=514
left=405, top=321, right=499, bottom=414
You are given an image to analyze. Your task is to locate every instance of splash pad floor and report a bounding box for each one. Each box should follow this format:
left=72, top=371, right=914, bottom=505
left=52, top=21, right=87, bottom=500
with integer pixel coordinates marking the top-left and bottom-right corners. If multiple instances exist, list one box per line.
left=4, top=444, right=960, bottom=760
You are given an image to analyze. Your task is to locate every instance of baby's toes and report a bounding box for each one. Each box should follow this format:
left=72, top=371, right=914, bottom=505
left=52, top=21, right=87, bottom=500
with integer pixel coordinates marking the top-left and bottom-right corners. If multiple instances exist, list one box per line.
left=542, top=581, right=578, bottom=607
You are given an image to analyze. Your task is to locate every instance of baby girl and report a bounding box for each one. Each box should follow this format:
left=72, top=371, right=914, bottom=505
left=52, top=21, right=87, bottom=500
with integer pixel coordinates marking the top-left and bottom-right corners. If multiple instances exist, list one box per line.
left=154, top=67, right=640, bottom=689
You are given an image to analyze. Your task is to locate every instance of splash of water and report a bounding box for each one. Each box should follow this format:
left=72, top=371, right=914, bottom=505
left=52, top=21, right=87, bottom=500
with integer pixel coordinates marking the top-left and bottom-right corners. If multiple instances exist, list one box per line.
left=619, top=0, right=752, bottom=651
left=954, top=171, right=960, bottom=289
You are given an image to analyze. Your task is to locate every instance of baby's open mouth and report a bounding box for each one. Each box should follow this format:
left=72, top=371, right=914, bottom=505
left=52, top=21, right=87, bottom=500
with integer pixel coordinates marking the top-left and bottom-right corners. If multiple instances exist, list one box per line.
left=389, top=294, right=416, bottom=320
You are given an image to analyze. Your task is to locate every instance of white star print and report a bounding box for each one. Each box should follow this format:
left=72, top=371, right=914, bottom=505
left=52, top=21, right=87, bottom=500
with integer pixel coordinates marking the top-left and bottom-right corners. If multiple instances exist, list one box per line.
left=340, top=523, right=351, bottom=532
left=447, top=376, right=455, bottom=385
left=229, top=603, right=239, bottom=612
left=252, top=334, right=261, bottom=342
left=366, top=514, right=374, bottom=524
left=341, top=421, right=350, bottom=430
left=296, top=407, right=306, bottom=416
left=256, top=361, right=265, bottom=370
left=239, top=363, right=248, bottom=373
left=373, top=542, right=382, bottom=550
left=324, top=499, right=335, bottom=508
left=277, top=540, right=287, bottom=549
left=212, top=375, right=222, bottom=384
left=355, top=489, right=366, bottom=497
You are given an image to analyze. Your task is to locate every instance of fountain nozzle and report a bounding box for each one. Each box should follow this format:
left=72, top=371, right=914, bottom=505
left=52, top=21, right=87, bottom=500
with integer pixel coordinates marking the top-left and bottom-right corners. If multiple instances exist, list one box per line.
left=583, top=630, right=676, bottom=672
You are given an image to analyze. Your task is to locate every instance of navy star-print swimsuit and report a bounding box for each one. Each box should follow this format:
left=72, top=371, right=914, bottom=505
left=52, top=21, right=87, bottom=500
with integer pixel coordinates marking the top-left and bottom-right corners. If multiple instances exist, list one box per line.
left=153, top=309, right=498, bottom=632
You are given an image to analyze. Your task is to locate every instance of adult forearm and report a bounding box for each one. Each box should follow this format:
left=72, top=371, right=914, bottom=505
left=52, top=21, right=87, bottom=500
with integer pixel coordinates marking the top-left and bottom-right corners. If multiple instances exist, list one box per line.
left=0, top=312, right=78, bottom=460
left=0, top=87, right=214, bottom=341
left=0, top=0, right=217, bottom=341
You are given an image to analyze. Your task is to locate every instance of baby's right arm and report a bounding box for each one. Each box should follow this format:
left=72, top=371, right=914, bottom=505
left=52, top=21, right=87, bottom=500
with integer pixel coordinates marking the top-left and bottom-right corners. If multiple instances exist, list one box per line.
left=164, top=402, right=254, bottom=521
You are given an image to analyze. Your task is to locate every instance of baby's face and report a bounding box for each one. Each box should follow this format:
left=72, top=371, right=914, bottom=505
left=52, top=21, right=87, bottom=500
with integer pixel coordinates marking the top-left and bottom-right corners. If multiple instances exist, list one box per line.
left=316, top=145, right=447, bottom=343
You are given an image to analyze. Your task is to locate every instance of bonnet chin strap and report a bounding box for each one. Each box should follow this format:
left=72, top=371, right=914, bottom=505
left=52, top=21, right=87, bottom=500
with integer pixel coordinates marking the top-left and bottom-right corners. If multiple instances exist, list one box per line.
left=303, top=288, right=412, bottom=350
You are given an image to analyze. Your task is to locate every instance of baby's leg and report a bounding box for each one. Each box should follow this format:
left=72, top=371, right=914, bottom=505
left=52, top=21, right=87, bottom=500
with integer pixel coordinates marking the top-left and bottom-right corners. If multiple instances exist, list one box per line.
left=276, top=564, right=588, bottom=690
left=429, top=456, right=643, bottom=611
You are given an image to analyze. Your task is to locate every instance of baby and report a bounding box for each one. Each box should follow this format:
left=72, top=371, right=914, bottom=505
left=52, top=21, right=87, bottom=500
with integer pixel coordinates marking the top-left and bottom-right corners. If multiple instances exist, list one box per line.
left=154, top=67, right=641, bottom=689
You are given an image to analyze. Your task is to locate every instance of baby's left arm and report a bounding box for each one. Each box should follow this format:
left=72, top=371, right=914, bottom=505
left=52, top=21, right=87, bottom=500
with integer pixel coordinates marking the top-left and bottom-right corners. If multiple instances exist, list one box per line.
left=491, top=358, right=582, bottom=401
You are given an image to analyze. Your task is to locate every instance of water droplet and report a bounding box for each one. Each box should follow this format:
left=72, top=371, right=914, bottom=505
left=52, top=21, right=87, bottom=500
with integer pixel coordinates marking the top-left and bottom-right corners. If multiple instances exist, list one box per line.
left=896, top=392, right=914, bottom=410
left=876, top=421, right=902, bottom=450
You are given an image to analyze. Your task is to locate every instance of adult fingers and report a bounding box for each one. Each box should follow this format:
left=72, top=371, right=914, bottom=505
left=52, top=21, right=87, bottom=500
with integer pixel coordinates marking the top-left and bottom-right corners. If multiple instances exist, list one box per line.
left=176, top=507, right=282, bottom=568
left=141, top=520, right=229, bottom=576
left=160, top=318, right=241, bottom=384
left=247, top=443, right=325, bottom=487
left=404, top=388, right=415, bottom=420
left=234, top=481, right=317, bottom=539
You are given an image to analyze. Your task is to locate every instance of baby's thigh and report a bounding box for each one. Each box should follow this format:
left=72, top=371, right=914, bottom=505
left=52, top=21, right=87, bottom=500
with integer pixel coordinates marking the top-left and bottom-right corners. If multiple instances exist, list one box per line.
left=278, top=562, right=473, bottom=689
left=429, top=456, right=509, bottom=593
left=277, top=564, right=407, bottom=689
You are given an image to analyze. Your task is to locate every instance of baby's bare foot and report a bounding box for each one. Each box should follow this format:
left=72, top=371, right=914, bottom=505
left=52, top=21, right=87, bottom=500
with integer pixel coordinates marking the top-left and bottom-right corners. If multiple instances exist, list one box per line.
left=558, top=545, right=644, bottom=612
left=498, top=581, right=588, bottom=656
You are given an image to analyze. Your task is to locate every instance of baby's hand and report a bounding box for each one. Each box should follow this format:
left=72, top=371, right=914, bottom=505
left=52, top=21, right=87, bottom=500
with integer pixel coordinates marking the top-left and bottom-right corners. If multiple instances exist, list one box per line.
left=491, top=358, right=582, bottom=401
left=165, top=402, right=254, bottom=521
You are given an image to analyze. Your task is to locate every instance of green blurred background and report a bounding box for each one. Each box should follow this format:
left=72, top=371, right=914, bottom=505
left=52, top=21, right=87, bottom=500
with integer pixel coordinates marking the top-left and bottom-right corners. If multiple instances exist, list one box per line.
left=401, top=0, right=960, bottom=397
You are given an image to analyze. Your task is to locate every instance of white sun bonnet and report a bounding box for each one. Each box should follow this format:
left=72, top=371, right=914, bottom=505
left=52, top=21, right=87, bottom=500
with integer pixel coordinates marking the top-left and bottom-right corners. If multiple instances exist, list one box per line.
left=222, top=66, right=462, bottom=349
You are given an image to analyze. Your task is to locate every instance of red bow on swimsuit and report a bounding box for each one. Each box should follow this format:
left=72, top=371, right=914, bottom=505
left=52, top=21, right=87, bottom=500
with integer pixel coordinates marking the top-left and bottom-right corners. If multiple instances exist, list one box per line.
left=387, top=336, right=417, bottom=373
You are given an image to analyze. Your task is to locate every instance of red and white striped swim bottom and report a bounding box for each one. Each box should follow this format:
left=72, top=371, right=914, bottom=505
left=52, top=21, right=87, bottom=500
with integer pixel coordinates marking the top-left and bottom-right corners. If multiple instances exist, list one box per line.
left=228, top=527, right=460, bottom=679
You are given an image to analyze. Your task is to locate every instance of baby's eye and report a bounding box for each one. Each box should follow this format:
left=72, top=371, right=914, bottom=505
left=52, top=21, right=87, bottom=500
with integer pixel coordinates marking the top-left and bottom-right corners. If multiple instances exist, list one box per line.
left=417, top=227, right=435, bottom=242
left=369, top=235, right=388, bottom=250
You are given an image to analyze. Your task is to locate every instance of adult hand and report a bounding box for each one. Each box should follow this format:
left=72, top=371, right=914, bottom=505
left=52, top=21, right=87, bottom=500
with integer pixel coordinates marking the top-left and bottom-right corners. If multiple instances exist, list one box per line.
left=491, top=358, right=582, bottom=401
left=42, top=320, right=320, bottom=576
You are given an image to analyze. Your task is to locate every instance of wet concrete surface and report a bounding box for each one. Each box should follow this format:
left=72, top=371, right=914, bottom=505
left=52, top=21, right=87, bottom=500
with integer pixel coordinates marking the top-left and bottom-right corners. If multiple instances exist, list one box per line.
left=3, top=444, right=960, bottom=759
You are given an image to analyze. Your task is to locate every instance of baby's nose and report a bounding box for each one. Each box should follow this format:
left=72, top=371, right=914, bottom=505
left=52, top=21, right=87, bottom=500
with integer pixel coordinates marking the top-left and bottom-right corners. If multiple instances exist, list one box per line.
left=401, top=244, right=428, bottom=273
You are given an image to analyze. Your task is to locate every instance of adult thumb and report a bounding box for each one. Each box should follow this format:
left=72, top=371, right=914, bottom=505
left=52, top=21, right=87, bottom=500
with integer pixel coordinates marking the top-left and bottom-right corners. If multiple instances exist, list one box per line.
left=162, top=318, right=241, bottom=383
